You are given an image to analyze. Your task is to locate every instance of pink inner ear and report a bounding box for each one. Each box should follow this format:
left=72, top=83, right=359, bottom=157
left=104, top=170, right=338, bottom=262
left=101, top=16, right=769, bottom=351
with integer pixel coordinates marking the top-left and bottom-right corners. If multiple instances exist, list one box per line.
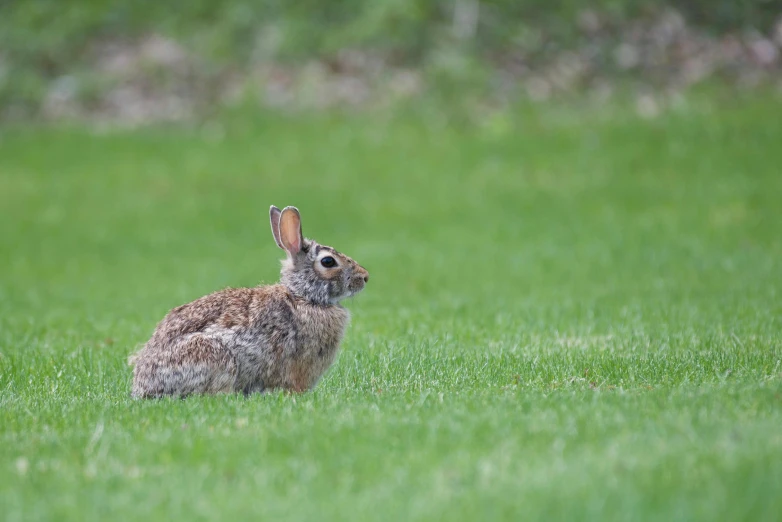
left=279, top=210, right=302, bottom=255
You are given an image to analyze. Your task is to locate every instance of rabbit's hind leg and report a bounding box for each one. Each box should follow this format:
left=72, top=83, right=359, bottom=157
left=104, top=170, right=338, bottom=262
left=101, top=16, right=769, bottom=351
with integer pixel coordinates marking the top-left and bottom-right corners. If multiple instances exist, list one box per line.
left=131, top=334, right=238, bottom=399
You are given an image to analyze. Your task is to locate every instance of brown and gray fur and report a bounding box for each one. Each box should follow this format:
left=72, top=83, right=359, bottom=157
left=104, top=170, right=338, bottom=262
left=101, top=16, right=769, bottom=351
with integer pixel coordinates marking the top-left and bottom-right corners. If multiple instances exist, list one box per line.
left=128, top=205, right=369, bottom=398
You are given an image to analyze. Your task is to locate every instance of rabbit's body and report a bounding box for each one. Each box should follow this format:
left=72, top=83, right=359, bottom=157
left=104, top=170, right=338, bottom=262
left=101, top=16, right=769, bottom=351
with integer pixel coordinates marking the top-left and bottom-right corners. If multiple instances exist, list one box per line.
left=129, top=205, right=367, bottom=399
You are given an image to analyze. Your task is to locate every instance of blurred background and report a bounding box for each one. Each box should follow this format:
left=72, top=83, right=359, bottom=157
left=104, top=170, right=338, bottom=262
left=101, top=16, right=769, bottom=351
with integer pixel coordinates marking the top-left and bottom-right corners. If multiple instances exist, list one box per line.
left=1, top=0, right=782, bottom=124
left=1, top=0, right=781, bottom=343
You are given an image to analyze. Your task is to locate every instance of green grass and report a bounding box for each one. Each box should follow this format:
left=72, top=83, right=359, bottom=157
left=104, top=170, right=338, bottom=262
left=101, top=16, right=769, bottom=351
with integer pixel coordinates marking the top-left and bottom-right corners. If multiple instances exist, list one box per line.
left=1, top=93, right=781, bottom=521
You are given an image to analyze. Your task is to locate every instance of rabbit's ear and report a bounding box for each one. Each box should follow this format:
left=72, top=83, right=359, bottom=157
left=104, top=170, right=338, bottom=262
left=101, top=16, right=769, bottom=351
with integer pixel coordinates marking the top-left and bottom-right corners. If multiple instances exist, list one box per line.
left=269, top=205, right=284, bottom=249
left=279, top=206, right=303, bottom=256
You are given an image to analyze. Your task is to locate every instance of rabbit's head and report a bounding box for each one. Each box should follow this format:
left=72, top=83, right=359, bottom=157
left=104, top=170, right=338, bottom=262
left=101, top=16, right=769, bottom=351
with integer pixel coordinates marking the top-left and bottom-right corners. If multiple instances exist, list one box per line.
left=270, top=205, right=369, bottom=305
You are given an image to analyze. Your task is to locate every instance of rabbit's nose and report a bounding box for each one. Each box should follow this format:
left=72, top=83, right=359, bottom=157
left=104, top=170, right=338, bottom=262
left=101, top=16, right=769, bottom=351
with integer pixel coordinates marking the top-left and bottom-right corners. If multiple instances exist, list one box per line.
left=355, top=265, right=369, bottom=283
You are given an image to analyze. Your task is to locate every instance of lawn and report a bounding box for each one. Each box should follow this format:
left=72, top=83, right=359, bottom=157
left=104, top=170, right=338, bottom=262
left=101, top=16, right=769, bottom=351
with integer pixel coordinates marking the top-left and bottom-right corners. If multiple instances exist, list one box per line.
left=1, top=93, right=781, bottom=521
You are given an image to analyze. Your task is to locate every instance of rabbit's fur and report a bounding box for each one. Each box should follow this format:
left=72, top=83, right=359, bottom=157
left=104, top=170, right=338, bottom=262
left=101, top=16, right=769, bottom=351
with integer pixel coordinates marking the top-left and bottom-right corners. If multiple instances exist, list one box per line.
left=129, top=205, right=369, bottom=398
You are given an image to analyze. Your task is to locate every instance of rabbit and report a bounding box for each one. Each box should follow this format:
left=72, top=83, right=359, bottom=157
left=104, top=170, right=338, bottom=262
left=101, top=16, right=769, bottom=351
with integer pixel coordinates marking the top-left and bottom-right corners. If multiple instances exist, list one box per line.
left=128, top=205, right=369, bottom=398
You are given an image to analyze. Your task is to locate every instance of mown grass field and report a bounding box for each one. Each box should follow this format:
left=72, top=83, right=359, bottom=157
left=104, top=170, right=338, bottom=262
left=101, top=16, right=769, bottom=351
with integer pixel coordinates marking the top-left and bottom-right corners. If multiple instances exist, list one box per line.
left=1, top=93, right=781, bottom=521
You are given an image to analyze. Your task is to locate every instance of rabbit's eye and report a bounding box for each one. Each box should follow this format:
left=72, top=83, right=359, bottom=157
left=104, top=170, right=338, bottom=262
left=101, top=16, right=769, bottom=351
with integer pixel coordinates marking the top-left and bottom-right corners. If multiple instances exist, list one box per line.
left=320, top=256, right=337, bottom=268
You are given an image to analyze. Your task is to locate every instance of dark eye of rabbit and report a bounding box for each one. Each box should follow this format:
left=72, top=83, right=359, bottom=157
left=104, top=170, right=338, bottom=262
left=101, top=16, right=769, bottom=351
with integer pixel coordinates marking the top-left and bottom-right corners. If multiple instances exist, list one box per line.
left=320, top=256, right=337, bottom=268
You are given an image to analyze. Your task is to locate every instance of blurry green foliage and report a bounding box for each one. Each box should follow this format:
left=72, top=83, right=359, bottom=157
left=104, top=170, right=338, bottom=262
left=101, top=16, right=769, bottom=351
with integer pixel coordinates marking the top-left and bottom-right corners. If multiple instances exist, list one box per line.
left=2, top=1, right=780, bottom=62
left=1, top=0, right=780, bottom=112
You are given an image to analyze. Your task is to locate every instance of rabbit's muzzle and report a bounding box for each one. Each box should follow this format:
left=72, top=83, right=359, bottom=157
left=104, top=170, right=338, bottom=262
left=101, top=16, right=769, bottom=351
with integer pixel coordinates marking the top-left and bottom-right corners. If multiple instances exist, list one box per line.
left=349, top=265, right=369, bottom=295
